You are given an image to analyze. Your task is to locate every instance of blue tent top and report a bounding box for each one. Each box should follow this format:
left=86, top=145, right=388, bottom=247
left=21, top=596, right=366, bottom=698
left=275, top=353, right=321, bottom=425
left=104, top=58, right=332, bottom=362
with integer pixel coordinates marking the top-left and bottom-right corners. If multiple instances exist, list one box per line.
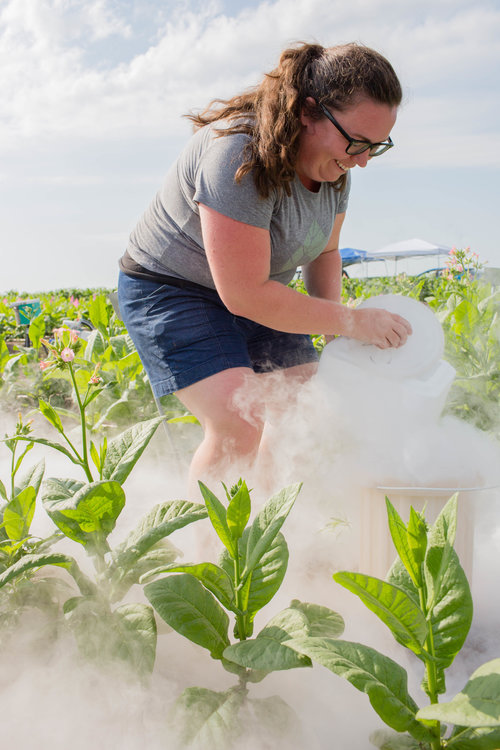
left=340, top=247, right=370, bottom=266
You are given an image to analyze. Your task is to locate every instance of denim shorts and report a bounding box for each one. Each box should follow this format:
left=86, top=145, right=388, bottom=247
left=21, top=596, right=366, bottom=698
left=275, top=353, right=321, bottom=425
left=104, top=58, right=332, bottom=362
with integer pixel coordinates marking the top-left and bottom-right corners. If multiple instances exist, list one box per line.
left=117, top=271, right=318, bottom=398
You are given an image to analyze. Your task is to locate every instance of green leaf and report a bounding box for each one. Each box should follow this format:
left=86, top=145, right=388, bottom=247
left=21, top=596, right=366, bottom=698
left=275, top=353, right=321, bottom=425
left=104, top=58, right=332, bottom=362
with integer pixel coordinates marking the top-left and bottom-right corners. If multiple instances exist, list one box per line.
left=111, top=500, right=207, bottom=576
left=385, top=498, right=423, bottom=587
left=172, top=686, right=245, bottom=749
left=223, top=608, right=312, bottom=671
left=109, top=540, right=179, bottom=601
left=242, top=482, right=301, bottom=582
left=284, top=637, right=434, bottom=744
left=289, top=599, right=345, bottom=638
left=424, top=493, right=458, bottom=611
left=9, top=435, right=82, bottom=466
left=28, top=312, right=46, bottom=350
left=144, top=573, right=230, bottom=659
left=42, top=476, right=86, bottom=500
left=3, top=486, right=36, bottom=540
left=333, top=571, right=427, bottom=656
left=417, top=658, right=500, bottom=727
left=426, top=548, right=473, bottom=680
left=220, top=529, right=289, bottom=626
left=445, top=727, right=500, bottom=749
left=153, top=562, right=235, bottom=610
left=84, top=329, right=107, bottom=362
left=0, top=552, right=96, bottom=595
left=226, top=480, right=251, bottom=541
left=248, top=695, right=302, bottom=743
left=87, top=295, right=111, bottom=331
left=101, top=416, right=164, bottom=484
left=42, top=479, right=125, bottom=551
left=14, top=458, right=45, bottom=498
left=407, top=506, right=428, bottom=568
left=38, top=398, right=65, bottom=433
left=111, top=603, right=157, bottom=676
left=198, top=482, right=236, bottom=557
left=90, top=441, right=101, bottom=473
left=0, top=480, right=6, bottom=500
left=370, top=729, right=421, bottom=749
left=167, top=414, right=200, bottom=424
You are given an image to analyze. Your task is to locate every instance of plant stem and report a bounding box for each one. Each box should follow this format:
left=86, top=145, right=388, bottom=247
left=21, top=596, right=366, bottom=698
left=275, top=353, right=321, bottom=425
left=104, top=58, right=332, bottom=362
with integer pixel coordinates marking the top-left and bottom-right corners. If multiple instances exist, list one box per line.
left=418, top=585, right=442, bottom=749
left=68, top=363, right=93, bottom=483
left=9, top=442, right=16, bottom=500
left=233, top=552, right=247, bottom=641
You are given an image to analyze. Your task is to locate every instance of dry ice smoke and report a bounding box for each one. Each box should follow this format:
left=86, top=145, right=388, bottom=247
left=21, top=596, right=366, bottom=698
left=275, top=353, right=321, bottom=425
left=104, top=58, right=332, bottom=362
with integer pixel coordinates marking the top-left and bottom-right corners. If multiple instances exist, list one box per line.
left=1, top=334, right=500, bottom=750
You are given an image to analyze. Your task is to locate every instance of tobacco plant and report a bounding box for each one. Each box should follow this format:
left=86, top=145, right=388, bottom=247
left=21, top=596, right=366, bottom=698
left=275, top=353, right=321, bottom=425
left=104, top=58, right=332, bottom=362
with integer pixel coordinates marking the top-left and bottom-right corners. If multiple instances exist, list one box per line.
left=6, top=324, right=165, bottom=484
left=0, top=414, right=67, bottom=637
left=0, top=474, right=207, bottom=673
left=143, top=479, right=345, bottom=748
left=0, top=326, right=208, bottom=670
left=284, top=495, right=500, bottom=749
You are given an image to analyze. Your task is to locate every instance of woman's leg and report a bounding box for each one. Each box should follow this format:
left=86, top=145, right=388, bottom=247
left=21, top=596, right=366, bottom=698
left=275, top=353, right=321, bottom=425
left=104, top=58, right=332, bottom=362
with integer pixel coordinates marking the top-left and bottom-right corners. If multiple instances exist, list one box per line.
left=255, top=361, right=318, bottom=490
left=176, top=366, right=265, bottom=492
left=177, top=361, right=318, bottom=494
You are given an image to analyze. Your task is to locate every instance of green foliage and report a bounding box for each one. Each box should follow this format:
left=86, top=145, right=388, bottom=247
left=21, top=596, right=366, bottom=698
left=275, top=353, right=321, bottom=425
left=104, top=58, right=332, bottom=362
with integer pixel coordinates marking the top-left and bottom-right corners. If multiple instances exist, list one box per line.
left=1, top=477, right=207, bottom=675
left=144, top=479, right=344, bottom=749
left=286, top=495, right=496, bottom=749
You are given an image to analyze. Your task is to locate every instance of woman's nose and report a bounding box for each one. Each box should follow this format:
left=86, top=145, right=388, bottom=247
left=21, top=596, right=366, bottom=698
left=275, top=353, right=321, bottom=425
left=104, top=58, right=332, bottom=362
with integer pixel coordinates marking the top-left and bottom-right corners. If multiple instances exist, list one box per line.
left=352, top=150, right=371, bottom=168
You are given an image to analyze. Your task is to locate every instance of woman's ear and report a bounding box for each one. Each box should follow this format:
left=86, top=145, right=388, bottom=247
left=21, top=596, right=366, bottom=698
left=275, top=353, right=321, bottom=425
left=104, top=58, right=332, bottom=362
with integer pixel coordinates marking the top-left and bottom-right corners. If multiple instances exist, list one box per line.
left=300, top=96, right=317, bottom=127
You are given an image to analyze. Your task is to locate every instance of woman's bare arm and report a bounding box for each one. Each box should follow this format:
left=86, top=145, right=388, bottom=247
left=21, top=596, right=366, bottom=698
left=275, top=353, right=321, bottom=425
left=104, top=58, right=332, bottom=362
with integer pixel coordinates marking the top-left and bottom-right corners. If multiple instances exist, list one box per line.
left=199, top=203, right=411, bottom=347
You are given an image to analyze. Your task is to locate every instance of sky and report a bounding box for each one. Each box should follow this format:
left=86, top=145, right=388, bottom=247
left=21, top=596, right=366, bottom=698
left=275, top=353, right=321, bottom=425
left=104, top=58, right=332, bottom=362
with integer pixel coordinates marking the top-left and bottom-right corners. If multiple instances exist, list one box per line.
left=1, top=0, right=499, bottom=293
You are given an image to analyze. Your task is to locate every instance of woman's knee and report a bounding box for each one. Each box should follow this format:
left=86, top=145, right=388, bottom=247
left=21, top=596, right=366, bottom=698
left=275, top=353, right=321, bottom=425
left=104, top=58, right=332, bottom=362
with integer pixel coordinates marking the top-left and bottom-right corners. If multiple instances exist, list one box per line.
left=206, top=411, right=264, bottom=457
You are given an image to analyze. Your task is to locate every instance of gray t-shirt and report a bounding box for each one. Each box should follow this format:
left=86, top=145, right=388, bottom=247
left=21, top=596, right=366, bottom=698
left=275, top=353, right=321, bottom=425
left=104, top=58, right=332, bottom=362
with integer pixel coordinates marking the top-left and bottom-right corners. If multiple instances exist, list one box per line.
left=127, top=121, right=350, bottom=289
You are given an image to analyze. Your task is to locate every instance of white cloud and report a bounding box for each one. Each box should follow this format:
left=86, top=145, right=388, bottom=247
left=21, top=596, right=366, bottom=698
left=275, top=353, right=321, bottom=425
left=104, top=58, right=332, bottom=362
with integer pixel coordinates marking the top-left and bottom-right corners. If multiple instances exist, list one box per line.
left=0, top=0, right=499, bottom=167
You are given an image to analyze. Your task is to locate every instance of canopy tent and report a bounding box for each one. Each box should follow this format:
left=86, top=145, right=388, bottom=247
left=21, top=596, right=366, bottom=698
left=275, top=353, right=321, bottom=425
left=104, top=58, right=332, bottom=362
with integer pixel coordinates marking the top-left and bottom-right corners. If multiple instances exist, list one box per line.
left=368, top=238, right=452, bottom=261
left=340, top=247, right=375, bottom=267
left=340, top=238, right=452, bottom=274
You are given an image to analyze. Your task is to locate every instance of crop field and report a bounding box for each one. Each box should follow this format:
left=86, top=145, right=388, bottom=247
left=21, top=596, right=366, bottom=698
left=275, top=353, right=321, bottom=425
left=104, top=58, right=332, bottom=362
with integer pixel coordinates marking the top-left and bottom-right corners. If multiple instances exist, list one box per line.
left=1, top=248, right=500, bottom=750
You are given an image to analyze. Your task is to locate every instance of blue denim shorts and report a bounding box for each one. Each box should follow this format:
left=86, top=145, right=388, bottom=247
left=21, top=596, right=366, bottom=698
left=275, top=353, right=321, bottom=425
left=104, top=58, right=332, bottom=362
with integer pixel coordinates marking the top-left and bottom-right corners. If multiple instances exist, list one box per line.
left=117, top=271, right=318, bottom=398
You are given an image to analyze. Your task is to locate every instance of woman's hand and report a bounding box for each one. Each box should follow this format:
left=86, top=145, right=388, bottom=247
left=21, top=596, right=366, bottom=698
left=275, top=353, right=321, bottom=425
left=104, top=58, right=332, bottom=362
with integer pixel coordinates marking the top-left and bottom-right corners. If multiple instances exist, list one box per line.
left=350, top=307, right=412, bottom=349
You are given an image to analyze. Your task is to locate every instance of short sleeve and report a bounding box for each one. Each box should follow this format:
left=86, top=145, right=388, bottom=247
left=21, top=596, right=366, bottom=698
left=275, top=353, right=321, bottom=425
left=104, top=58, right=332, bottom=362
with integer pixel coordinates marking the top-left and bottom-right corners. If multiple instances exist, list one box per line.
left=193, top=132, right=275, bottom=229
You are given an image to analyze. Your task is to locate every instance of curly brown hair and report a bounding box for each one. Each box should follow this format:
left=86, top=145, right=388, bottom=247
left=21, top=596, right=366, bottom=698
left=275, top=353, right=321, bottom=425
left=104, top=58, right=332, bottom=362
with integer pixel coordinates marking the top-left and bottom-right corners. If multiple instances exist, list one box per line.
left=186, top=42, right=402, bottom=198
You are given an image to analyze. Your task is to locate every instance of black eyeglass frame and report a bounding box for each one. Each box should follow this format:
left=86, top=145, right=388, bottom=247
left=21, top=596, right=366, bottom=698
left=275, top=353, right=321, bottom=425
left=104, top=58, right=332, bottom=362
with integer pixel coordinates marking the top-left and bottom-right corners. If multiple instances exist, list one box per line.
left=317, top=101, right=394, bottom=157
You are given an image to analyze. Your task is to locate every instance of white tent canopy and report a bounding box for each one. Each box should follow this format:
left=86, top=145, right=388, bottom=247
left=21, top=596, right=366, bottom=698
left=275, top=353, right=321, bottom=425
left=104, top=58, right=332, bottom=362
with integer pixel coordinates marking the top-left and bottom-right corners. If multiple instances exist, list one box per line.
left=368, top=238, right=452, bottom=261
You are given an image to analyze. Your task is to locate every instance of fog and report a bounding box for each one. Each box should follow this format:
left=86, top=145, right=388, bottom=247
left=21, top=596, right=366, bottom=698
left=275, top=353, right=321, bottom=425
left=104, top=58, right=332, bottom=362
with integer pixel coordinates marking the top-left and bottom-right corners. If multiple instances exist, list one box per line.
left=1, top=306, right=500, bottom=749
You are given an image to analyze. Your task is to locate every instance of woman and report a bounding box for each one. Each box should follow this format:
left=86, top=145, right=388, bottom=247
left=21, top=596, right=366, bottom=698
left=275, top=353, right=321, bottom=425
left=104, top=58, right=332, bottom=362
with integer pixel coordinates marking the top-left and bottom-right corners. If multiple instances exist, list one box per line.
left=118, top=42, right=412, bottom=488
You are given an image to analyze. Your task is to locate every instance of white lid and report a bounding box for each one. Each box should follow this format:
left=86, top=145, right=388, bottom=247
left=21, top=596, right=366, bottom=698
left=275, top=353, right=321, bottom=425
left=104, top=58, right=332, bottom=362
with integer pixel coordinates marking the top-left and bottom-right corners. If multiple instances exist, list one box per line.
left=323, top=294, right=445, bottom=379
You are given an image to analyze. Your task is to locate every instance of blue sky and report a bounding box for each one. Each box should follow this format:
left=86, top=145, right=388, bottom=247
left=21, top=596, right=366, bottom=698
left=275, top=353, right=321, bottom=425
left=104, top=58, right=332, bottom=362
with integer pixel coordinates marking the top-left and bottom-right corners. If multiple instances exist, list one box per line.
left=1, top=0, right=499, bottom=292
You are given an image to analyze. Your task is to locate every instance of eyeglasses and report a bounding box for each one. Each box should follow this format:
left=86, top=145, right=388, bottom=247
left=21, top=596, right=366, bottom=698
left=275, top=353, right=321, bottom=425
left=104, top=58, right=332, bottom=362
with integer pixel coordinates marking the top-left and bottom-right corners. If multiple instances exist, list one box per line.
left=317, top=102, right=394, bottom=157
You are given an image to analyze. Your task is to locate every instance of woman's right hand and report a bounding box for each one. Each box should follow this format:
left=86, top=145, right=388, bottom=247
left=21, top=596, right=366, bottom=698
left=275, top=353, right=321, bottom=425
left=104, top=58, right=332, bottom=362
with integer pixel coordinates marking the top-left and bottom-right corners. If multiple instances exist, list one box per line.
left=350, top=307, right=412, bottom=349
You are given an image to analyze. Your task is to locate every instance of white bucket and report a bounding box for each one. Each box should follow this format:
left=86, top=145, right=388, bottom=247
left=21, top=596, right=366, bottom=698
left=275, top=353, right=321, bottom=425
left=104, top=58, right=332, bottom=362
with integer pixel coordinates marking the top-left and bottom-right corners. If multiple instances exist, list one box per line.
left=359, top=485, right=499, bottom=583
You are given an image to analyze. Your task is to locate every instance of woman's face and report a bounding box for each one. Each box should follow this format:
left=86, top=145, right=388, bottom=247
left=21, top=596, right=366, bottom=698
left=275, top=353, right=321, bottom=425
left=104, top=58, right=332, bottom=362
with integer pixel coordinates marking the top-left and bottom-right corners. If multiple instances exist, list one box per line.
left=296, top=97, right=398, bottom=191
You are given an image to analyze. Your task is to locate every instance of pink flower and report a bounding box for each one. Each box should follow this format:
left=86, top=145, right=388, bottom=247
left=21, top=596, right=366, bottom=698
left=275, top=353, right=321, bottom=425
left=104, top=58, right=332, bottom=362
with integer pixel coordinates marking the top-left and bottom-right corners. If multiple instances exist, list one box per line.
left=53, top=327, right=65, bottom=339
left=39, top=360, right=52, bottom=370
left=60, top=347, right=75, bottom=362
left=70, top=330, right=79, bottom=344
left=89, top=375, right=102, bottom=385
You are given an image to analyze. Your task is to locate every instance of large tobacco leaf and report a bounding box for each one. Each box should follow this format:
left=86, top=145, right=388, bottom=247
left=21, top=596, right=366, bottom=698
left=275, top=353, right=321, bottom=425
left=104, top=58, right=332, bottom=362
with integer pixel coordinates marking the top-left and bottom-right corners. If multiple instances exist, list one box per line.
left=171, top=686, right=245, bottom=749
left=333, top=571, right=427, bottom=657
left=43, top=479, right=125, bottom=552
left=241, top=482, right=301, bottom=583
left=101, top=416, right=164, bottom=484
left=144, top=573, right=230, bottom=659
left=285, top=637, right=435, bottom=745
left=223, top=607, right=312, bottom=671
left=417, top=658, right=500, bottom=728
